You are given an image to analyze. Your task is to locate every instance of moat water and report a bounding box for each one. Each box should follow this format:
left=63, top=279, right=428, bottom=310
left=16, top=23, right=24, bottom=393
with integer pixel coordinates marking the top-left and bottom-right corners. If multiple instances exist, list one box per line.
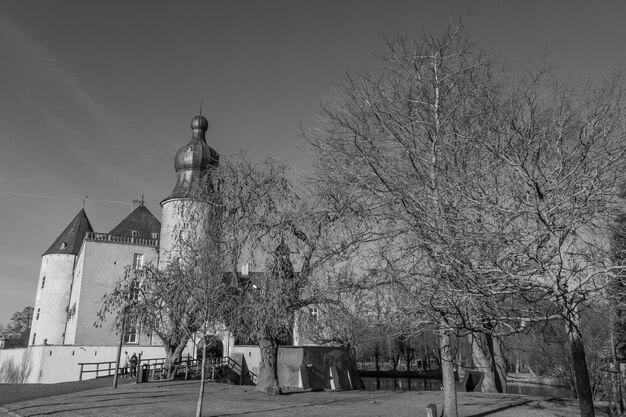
left=361, top=376, right=572, bottom=398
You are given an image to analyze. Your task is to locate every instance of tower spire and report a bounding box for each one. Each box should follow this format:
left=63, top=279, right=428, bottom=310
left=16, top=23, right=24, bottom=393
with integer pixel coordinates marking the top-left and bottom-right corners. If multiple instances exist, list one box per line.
left=162, top=113, right=218, bottom=203
left=44, top=209, right=93, bottom=255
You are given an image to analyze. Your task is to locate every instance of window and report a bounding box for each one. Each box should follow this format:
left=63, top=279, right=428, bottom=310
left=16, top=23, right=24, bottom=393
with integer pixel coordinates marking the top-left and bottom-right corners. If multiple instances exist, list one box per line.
left=131, top=230, right=138, bottom=237
left=124, top=324, right=138, bottom=344
left=41, top=276, right=45, bottom=289
left=32, top=333, right=36, bottom=345
left=132, top=253, right=144, bottom=270
left=151, top=232, right=159, bottom=239
left=310, top=307, right=319, bottom=322
left=36, top=308, right=40, bottom=320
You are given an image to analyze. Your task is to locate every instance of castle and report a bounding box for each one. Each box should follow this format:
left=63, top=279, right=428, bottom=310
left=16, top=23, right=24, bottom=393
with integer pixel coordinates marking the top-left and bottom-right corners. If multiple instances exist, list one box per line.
left=28, top=114, right=216, bottom=350
left=28, top=114, right=218, bottom=351
left=0, top=114, right=361, bottom=389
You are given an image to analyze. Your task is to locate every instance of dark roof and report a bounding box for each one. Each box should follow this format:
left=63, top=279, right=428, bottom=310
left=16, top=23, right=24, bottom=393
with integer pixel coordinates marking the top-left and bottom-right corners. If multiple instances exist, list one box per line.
left=162, top=115, right=219, bottom=203
left=109, top=205, right=161, bottom=239
left=44, top=209, right=93, bottom=255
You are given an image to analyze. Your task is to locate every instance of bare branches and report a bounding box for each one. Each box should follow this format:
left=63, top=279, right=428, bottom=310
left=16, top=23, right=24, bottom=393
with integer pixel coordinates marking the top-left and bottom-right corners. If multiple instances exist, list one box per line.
left=306, top=22, right=626, bottom=416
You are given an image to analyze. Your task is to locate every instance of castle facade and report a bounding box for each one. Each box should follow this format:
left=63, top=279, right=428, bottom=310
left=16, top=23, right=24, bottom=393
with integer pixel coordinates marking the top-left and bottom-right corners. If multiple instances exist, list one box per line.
left=29, top=114, right=217, bottom=350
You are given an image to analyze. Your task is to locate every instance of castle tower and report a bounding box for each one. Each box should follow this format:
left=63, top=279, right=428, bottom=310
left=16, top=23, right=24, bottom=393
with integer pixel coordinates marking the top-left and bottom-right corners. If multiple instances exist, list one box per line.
left=30, top=209, right=93, bottom=345
left=159, top=114, right=219, bottom=265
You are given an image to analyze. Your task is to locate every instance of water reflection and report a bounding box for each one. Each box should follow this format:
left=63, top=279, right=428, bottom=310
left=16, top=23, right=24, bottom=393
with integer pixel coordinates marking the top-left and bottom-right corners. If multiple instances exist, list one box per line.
left=362, top=377, right=440, bottom=391
left=506, top=383, right=571, bottom=398
left=361, top=376, right=572, bottom=398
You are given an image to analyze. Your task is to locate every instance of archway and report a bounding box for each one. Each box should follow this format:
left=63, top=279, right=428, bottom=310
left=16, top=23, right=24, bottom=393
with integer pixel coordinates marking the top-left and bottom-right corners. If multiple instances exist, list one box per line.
left=197, top=336, right=224, bottom=359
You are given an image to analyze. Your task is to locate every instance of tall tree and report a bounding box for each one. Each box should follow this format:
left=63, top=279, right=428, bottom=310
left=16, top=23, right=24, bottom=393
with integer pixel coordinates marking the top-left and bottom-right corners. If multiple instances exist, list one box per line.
left=305, top=23, right=513, bottom=416
left=482, top=70, right=626, bottom=417
left=194, top=156, right=363, bottom=394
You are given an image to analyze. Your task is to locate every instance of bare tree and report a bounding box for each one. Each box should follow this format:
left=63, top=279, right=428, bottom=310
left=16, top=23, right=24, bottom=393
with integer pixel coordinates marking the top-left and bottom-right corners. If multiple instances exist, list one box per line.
left=305, top=23, right=512, bottom=416
left=481, top=70, right=626, bottom=417
left=190, top=156, right=369, bottom=394
left=98, top=187, right=231, bottom=416
left=97, top=262, right=203, bottom=379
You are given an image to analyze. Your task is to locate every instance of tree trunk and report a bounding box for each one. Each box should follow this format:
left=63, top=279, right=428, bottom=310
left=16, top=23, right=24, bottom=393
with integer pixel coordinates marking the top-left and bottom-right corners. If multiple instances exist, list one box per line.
left=610, top=314, right=625, bottom=413
left=196, top=334, right=207, bottom=417
left=391, top=354, right=400, bottom=371
left=568, top=320, right=595, bottom=417
left=406, top=353, right=413, bottom=372
left=490, top=335, right=507, bottom=393
left=469, top=332, right=498, bottom=393
left=257, top=336, right=281, bottom=395
left=440, top=332, right=458, bottom=417
left=374, top=345, right=380, bottom=372
left=164, top=342, right=186, bottom=380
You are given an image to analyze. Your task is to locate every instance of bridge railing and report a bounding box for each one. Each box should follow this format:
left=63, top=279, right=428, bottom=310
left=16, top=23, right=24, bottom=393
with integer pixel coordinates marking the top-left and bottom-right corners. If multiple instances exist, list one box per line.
left=78, top=355, right=257, bottom=384
left=77, top=360, right=118, bottom=381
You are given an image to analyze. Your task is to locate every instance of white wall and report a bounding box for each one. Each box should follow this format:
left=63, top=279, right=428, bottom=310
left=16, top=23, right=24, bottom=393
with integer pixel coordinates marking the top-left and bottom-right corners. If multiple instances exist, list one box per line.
left=159, top=199, right=211, bottom=266
left=0, top=345, right=168, bottom=383
left=66, top=240, right=158, bottom=346
left=231, top=345, right=261, bottom=376
left=30, top=254, right=75, bottom=346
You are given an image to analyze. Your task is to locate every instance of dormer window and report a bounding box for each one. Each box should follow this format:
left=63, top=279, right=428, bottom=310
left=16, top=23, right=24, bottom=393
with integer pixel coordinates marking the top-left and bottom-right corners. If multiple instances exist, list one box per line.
left=151, top=232, right=158, bottom=239
left=131, top=231, right=138, bottom=237
left=60, top=242, right=67, bottom=249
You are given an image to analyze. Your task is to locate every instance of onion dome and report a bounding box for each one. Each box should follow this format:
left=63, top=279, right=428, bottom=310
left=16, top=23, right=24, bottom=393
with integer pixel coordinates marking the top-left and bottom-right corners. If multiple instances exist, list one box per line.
left=162, top=115, right=219, bottom=203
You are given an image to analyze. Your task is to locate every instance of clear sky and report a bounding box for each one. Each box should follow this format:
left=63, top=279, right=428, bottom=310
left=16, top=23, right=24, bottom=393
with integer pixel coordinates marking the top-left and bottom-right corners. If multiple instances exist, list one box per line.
left=1, top=0, right=626, bottom=326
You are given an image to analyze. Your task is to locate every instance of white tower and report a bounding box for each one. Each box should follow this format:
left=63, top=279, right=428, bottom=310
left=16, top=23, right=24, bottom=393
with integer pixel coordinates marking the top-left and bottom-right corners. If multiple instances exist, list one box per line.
left=159, top=114, right=219, bottom=265
left=29, top=209, right=93, bottom=345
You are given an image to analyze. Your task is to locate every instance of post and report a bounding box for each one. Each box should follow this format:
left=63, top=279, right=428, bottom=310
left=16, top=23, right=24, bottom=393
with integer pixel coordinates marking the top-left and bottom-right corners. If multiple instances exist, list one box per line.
left=113, top=313, right=126, bottom=389
left=610, top=314, right=625, bottom=412
left=136, top=353, right=142, bottom=383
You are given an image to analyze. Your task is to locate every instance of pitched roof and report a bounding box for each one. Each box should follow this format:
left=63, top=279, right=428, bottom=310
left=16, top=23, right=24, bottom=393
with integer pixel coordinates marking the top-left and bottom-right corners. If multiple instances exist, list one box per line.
left=44, top=209, right=94, bottom=255
left=108, top=204, right=161, bottom=239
